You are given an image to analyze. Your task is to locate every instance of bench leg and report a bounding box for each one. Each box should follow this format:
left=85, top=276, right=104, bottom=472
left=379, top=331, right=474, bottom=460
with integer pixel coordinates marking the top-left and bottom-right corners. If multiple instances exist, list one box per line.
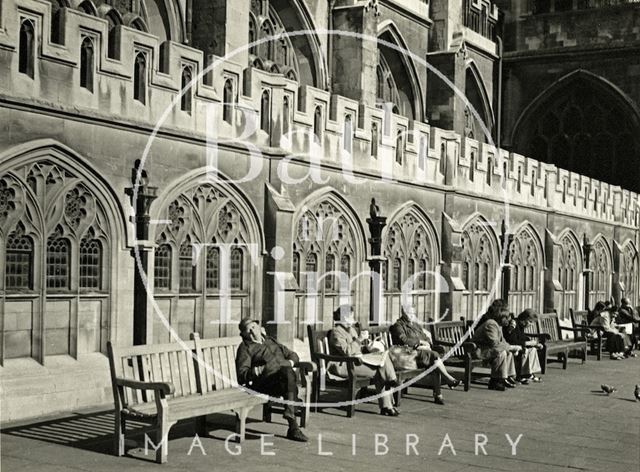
left=262, top=403, right=272, bottom=423
left=114, top=412, right=125, bottom=457
left=154, top=418, right=173, bottom=464
left=582, top=347, right=587, bottom=364
left=234, top=406, right=252, bottom=442
left=300, top=383, right=311, bottom=428
left=464, top=359, right=472, bottom=392
left=562, top=352, right=568, bottom=370
left=540, top=349, right=547, bottom=375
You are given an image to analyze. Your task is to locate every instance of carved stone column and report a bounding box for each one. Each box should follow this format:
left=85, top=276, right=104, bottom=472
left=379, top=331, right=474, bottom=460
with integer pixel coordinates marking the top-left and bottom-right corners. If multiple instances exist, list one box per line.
left=366, top=199, right=386, bottom=325
left=125, top=160, right=158, bottom=345
left=582, top=234, right=593, bottom=310
left=500, top=220, right=514, bottom=303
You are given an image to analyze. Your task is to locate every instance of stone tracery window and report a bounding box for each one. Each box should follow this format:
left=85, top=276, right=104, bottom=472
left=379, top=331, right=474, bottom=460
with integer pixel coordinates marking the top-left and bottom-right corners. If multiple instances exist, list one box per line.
left=589, top=238, right=611, bottom=306
left=249, top=0, right=299, bottom=81
left=293, top=197, right=361, bottom=336
left=509, top=227, right=542, bottom=313
left=517, top=78, right=640, bottom=192
left=1, top=160, right=115, bottom=361
left=460, top=217, right=497, bottom=320
left=384, top=208, right=438, bottom=322
left=558, top=232, right=581, bottom=318
left=620, top=243, right=638, bottom=305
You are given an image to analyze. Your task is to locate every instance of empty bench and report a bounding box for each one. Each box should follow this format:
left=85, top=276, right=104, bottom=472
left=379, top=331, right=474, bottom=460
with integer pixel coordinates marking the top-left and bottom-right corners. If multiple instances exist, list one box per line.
left=107, top=334, right=266, bottom=464
left=430, top=320, right=483, bottom=391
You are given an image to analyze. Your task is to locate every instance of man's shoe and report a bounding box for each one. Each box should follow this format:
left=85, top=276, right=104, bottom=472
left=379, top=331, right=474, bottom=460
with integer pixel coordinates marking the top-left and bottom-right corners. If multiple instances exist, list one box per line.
left=286, top=426, right=308, bottom=442
left=434, top=395, right=445, bottom=405
left=488, top=380, right=505, bottom=391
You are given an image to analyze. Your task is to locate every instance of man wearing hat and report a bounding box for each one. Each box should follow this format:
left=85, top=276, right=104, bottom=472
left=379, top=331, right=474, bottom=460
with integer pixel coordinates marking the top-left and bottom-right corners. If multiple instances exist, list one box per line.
left=235, top=317, right=308, bottom=442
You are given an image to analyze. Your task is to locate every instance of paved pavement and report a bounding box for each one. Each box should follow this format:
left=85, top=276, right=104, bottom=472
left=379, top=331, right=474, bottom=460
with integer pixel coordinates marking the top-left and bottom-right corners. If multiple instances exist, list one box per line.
left=2, top=354, right=639, bottom=472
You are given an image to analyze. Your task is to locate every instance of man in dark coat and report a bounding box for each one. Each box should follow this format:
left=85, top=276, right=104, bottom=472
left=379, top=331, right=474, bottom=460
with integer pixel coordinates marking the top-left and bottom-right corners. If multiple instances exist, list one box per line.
left=235, top=318, right=307, bottom=442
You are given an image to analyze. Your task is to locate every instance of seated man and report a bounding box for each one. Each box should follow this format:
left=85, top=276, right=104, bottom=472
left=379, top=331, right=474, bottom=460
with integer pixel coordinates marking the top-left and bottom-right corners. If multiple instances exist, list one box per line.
left=389, top=306, right=462, bottom=399
left=504, top=309, right=543, bottom=384
left=235, top=318, right=308, bottom=442
left=472, top=306, right=521, bottom=391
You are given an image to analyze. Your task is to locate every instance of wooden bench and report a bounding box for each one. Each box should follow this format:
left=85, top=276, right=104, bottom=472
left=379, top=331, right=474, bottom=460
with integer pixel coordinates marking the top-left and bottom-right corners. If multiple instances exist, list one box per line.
left=430, top=320, right=483, bottom=391
left=528, top=312, right=587, bottom=372
left=570, top=308, right=605, bottom=360
left=307, top=324, right=373, bottom=418
left=108, top=334, right=267, bottom=464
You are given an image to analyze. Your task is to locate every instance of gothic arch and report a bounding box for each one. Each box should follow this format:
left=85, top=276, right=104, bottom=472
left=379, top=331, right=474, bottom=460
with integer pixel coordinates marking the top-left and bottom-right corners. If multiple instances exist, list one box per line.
left=252, top=0, right=328, bottom=90
left=509, top=222, right=544, bottom=313
left=0, top=139, right=128, bottom=362
left=464, top=60, right=494, bottom=141
left=589, top=234, right=612, bottom=305
left=619, top=240, right=638, bottom=305
left=291, top=188, right=366, bottom=335
left=150, top=169, right=265, bottom=251
left=148, top=169, right=265, bottom=341
left=459, top=213, right=500, bottom=320
left=139, top=0, right=184, bottom=43
left=377, top=20, right=424, bottom=121
left=0, top=140, right=128, bottom=246
left=511, top=69, right=640, bottom=191
left=382, top=203, right=441, bottom=321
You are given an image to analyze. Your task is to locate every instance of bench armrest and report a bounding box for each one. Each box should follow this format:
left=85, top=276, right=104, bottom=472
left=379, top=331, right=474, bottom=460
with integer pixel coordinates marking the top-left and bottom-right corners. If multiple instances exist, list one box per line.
left=314, top=352, right=363, bottom=366
left=526, top=332, right=551, bottom=342
left=559, top=326, right=589, bottom=334
left=296, top=361, right=317, bottom=374
left=433, top=340, right=457, bottom=347
left=115, top=377, right=175, bottom=396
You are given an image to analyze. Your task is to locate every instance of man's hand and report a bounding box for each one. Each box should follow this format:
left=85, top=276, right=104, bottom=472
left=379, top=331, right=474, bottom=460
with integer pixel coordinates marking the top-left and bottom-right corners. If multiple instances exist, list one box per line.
left=252, top=365, right=265, bottom=377
left=510, top=345, right=523, bottom=353
left=358, top=331, right=370, bottom=343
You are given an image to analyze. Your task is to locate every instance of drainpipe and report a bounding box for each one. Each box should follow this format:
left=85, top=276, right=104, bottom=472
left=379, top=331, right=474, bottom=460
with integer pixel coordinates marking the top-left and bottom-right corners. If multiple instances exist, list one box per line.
left=327, top=0, right=336, bottom=92
left=185, top=0, right=192, bottom=44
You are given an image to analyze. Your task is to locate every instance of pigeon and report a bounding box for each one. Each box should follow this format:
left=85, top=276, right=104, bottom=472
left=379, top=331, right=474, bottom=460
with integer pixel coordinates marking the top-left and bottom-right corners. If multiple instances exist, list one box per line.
left=634, top=385, right=640, bottom=402
left=601, top=384, right=617, bottom=395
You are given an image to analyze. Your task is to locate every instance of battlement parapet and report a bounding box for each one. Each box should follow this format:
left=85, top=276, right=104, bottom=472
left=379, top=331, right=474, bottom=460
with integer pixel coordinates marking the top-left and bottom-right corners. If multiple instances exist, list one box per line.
left=0, top=0, right=638, bottom=228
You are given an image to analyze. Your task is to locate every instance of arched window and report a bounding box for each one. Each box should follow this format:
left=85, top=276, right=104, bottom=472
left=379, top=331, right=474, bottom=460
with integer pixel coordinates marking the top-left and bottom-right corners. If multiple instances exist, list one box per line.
left=106, top=11, right=120, bottom=59
left=502, top=162, right=508, bottom=189
left=260, top=90, right=270, bottom=132
left=395, top=130, right=404, bottom=164
left=440, top=143, right=446, bottom=175
left=343, top=115, right=353, bottom=154
left=313, top=106, right=323, bottom=144
left=205, top=246, right=219, bottom=290
left=230, top=248, right=244, bottom=290
left=325, top=254, right=335, bottom=291
left=5, top=226, right=33, bottom=290
left=180, top=66, right=193, bottom=113
left=418, top=135, right=427, bottom=171
left=340, top=254, right=351, bottom=279
left=469, top=152, right=475, bottom=182
left=80, top=37, right=94, bottom=92
left=223, top=79, right=234, bottom=124
left=292, top=251, right=300, bottom=284
left=179, top=241, right=195, bottom=292
left=487, top=156, right=493, bottom=185
left=282, top=95, right=291, bottom=135
left=79, top=237, right=102, bottom=290
left=392, top=258, right=402, bottom=291
left=462, top=261, right=469, bottom=288
left=154, top=244, right=171, bottom=289
left=531, top=170, right=536, bottom=196
left=46, top=236, right=70, bottom=290
left=19, top=19, right=35, bottom=78
left=248, top=16, right=257, bottom=56
left=371, top=122, right=379, bottom=159
left=517, top=166, right=522, bottom=192
left=133, top=51, right=146, bottom=104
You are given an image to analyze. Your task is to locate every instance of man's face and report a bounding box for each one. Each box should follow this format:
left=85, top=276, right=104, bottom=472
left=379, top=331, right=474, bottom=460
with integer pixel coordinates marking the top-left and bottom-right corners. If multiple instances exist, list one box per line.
left=404, top=308, right=418, bottom=321
left=246, top=322, right=263, bottom=343
left=340, top=311, right=355, bottom=327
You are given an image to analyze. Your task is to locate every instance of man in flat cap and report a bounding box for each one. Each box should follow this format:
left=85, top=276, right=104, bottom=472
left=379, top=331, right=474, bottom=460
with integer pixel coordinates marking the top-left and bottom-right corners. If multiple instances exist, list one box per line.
left=235, top=317, right=308, bottom=442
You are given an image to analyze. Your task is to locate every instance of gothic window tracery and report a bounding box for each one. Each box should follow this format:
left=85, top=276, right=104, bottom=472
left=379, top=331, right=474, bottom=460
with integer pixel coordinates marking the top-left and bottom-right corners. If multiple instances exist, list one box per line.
left=557, top=232, right=582, bottom=318
left=589, top=238, right=611, bottom=305
left=620, top=243, right=638, bottom=305
left=249, top=0, right=299, bottom=81
left=509, top=227, right=542, bottom=313
left=1, top=157, right=115, bottom=361
left=383, top=208, right=438, bottom=321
